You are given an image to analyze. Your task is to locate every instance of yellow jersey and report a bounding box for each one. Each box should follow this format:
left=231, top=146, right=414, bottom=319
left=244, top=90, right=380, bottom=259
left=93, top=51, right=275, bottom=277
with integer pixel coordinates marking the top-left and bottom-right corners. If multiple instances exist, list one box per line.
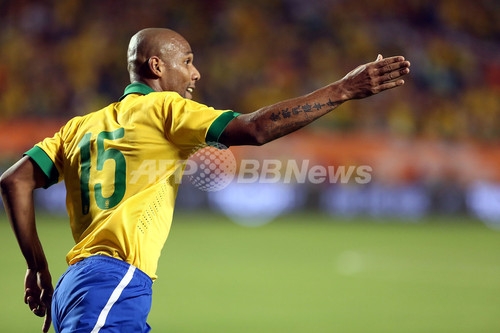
left=25, top=82, right=239, bottom=280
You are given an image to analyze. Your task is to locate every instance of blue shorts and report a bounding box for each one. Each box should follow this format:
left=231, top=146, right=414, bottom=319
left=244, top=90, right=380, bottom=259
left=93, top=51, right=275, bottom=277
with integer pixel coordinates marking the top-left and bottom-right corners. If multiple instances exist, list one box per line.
left=52, top=255, right=153, bottom=333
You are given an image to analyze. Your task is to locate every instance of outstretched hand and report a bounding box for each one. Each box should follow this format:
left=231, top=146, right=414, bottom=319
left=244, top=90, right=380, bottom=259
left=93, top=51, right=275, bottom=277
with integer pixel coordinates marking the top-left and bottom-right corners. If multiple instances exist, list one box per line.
left=25, top=268, right=53, bottom=332
left=339, top=54, right=410, bottom=100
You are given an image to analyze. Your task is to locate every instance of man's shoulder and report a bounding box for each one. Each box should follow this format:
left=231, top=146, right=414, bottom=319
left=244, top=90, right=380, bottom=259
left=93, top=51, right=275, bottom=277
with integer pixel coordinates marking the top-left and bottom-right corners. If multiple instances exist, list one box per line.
left=57, top=105, right=114, bottom=138
left=66, top=107, right=106, bottom=127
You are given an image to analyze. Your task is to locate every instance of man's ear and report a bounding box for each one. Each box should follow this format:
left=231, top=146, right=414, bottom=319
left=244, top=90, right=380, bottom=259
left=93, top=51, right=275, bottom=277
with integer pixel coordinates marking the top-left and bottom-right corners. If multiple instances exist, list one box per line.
left=147, top=56, right=163, bottom=78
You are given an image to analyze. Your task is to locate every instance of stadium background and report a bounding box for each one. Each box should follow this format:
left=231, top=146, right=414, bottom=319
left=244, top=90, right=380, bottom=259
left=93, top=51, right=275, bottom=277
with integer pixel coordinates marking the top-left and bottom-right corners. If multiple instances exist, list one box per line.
left=0, top=0, right=499, bottom=332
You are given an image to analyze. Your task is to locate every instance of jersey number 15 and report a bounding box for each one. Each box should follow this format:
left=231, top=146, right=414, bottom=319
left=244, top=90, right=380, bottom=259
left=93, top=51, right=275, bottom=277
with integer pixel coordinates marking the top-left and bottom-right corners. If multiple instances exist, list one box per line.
left=78, top=128, right=126, bottom=214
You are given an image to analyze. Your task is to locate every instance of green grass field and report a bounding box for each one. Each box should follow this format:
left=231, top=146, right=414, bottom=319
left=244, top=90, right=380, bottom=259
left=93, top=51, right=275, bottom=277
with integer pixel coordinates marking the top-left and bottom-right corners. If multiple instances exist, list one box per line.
left=1, top=212, right=499, bottom=332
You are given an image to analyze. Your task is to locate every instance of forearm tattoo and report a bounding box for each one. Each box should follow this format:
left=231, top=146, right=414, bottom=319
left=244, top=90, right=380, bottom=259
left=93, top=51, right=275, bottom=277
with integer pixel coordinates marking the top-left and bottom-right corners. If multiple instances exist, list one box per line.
left=264, top=98, right=340, bottom=139
left=268, top=98, right=339, bottom=123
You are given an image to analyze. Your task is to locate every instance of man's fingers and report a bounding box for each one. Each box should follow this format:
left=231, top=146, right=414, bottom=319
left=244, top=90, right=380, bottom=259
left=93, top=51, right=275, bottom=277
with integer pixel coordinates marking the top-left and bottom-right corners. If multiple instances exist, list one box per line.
left=42, top=307, right=52, bottom=333
left=26, top=295, right=40, bottom=312
left=27, top=293, right=46, bottom=317
left=24, top=289, right=30, bottom=304
left=40, top=288, right=52, bottom=314
left=33, top=304, right=46, bottom=317
left=24, top=269, right=54, bottom=330
left=376, top=79, right=405, bottom=93
left=377, top=67, right=410, bottom=83
left=24, top=288, right=39, bottom=304
left=32, top=296, right=46, bottom=317
left=378, top=60, right=410, bottom=75
left=375, top=56, right=405, bottom=67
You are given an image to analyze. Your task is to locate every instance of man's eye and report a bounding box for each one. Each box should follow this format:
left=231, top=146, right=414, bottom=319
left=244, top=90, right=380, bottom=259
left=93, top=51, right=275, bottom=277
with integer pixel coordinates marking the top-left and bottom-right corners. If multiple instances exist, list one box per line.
left=185, top=59, right=191, bottom=65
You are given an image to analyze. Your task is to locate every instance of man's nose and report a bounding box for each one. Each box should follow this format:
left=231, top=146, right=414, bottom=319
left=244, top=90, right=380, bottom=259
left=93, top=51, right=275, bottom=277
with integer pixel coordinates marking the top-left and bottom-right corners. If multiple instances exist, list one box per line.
left=192, top=66, right=201, bottom=81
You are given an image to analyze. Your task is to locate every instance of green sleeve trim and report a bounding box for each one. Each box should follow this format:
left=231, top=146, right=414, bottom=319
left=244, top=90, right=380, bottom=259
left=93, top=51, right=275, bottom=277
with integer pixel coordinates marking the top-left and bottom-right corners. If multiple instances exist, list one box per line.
left=206, top=111, right=240, bottom=147
left=24, top=146, right=59, bottom=188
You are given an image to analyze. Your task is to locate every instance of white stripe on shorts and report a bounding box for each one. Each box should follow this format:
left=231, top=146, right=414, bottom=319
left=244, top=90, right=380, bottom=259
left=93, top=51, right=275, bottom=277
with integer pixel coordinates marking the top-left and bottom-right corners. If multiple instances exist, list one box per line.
left=91, top=265, right=136, bottom=333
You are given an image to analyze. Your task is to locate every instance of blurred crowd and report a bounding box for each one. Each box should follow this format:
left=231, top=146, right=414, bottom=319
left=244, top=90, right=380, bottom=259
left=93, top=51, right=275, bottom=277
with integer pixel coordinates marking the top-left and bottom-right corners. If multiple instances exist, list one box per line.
left=0, top=0, right=499, bottom=142
left=1, top=0, right=499, bottom=221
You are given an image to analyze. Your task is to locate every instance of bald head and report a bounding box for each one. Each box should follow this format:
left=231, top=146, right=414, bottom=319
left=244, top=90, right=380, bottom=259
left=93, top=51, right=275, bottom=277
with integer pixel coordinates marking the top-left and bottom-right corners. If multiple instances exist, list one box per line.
left=127, top=28, right=185, bottom=81
left=126, top=28, right=200, bottom=97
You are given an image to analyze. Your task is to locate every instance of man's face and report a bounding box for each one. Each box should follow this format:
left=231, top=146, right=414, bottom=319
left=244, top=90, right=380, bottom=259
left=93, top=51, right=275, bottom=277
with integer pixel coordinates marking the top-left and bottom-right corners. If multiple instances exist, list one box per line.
left=159, top=37, right=200, bottom=99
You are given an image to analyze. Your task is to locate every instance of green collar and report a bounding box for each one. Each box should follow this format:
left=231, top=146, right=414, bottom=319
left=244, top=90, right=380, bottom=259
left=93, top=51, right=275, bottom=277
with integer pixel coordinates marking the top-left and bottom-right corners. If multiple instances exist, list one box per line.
left=119, top=82, right=156, bottom=101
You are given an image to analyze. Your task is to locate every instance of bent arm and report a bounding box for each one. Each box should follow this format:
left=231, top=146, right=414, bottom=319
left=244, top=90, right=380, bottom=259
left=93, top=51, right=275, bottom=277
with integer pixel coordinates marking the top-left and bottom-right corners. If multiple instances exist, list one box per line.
left=1, top=156, right=48, bottom=269
left=220, top=55, right=410, bottom=146
left=0, top=156, right=53, bottom=332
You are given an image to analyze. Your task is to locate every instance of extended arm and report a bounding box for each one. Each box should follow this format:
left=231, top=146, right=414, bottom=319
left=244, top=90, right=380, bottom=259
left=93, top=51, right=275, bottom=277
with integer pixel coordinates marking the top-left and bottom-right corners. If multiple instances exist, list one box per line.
left=0, top=156, right=53, bottom=333
left=220, top=55, right=410, bottom=146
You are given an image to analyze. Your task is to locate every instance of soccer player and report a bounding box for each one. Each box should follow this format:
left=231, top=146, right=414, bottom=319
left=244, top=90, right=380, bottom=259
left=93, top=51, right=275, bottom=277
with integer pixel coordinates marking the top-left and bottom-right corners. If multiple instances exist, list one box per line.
left=0, top=28, right=410, bottom=332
